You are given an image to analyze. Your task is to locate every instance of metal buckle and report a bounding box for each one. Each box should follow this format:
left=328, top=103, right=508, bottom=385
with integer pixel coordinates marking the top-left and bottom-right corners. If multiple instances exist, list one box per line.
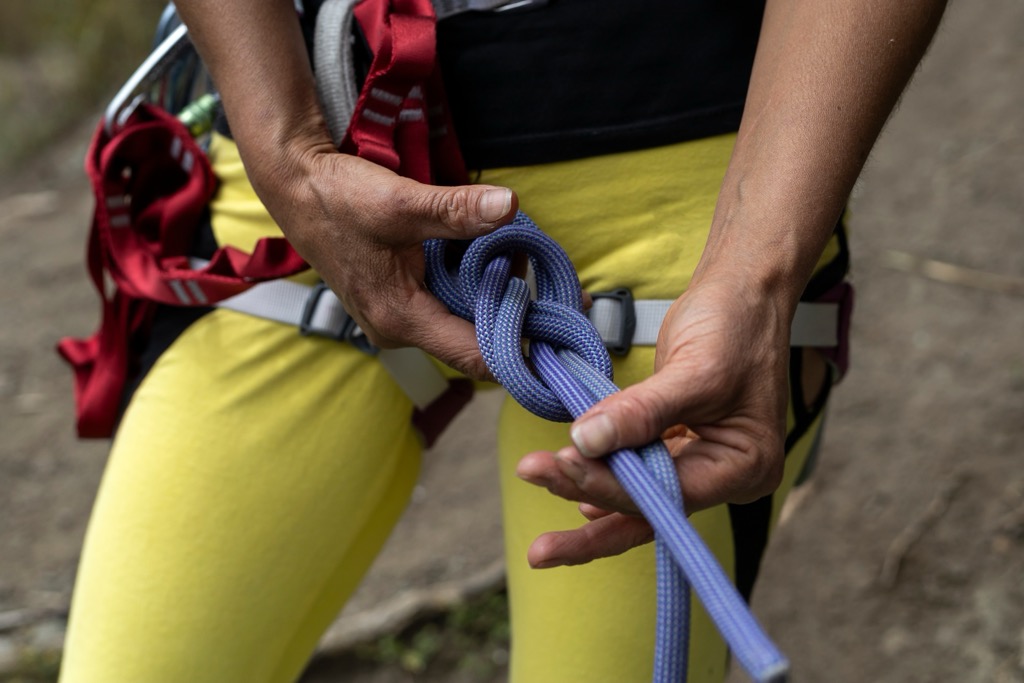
left=300, top=282, right=347, bottom=340
left=590, top=287, right=636, bottom=356
left=818, top=281, right=854, bottom=380
left=299, top=282, right=378, bottom=354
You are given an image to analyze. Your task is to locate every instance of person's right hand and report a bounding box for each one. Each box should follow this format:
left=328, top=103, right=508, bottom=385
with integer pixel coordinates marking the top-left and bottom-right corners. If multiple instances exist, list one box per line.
left=173, top=0, right=519, bottom=380
left=249, top=139, right=518, bottom=380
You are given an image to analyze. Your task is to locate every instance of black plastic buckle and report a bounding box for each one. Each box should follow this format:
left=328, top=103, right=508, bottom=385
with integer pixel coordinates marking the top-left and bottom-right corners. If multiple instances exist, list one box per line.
left=299, top=282, right=377, bottom=354
left=590, top=287, right=636, bottom=356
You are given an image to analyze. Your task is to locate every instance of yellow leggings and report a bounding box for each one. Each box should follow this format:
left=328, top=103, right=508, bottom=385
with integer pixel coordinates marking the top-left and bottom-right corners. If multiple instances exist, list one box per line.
left=60, top=134, right=835, bottom=683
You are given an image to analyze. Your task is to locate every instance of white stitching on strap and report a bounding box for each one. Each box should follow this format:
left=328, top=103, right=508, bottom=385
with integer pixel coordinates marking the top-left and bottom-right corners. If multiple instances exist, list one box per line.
left=369, top=87, right=404, bottom=106
left=399, top=108, right=425, bottom=122
left=168, top=279, right=192, bottom=305
left=184, top=280, right=208, bottom=305
left=362, top=109, right=396, bottom=126
left=169, top=136, right=183, bottom=160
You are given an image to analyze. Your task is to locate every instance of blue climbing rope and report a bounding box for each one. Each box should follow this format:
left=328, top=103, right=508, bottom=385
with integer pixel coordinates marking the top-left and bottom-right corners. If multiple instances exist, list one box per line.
left=424, top=211, right=789, bottom=683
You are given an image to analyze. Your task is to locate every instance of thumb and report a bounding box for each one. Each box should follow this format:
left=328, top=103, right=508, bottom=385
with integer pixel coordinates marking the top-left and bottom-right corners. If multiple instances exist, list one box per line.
left=570, top=370, right=706, bottom=459
left=407, top=183, right=518, bottom=240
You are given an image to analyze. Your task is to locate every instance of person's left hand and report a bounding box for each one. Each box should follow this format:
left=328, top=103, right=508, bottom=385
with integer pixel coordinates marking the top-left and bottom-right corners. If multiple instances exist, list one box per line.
left=515, top=275, right=794, bottom=568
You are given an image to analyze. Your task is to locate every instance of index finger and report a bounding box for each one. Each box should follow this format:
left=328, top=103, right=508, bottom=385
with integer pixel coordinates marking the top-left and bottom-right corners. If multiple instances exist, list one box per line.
left=400, top=287, right=493, bottom=381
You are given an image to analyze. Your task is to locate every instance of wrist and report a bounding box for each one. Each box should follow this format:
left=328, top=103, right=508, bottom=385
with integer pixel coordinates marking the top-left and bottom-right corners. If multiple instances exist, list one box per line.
left=694, top=175, right=842, bottom=320
left=691, top=228, right=809, bottom=326
left=230, top=95, right=339, bottom=236
left=176, top=0, right=336, bottom=215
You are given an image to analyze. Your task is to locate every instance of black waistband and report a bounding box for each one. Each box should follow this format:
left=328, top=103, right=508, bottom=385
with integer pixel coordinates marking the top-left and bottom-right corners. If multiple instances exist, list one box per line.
left=221, top=1, right=766, bottom=169
left=437, top=0, right=765, bottom=168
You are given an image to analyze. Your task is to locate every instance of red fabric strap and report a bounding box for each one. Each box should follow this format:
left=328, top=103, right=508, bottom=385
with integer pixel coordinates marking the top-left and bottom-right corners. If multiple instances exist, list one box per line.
left=59, top=0, right=469, bottom=438
left=345, top=0, right=467, bottom=184
left=58, top=107, right=309, bottom=437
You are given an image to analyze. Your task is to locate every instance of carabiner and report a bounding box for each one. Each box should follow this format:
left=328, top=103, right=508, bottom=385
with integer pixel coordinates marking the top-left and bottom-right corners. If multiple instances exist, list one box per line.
left=103, top=22, right=193, bottom=136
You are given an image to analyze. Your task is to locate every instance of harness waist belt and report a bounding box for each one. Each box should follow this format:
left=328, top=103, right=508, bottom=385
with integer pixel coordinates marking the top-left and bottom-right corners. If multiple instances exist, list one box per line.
left=208, top=270, right=848, bottom=409
left=588, top=297, right=842, bottom=349
left=194, top=261, right=450, bottom=411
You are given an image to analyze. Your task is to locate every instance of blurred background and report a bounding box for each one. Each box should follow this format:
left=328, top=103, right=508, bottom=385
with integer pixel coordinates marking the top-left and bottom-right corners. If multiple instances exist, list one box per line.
left=0, top=1, right=165, bottom=174
left=1, top=2, right=1022, bottom=682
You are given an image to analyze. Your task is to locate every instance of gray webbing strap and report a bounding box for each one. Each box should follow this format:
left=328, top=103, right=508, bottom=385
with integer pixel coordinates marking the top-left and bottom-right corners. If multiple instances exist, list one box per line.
left=314, top=0, right=362, bottom=146
left=588, top=298, right=842, bottom=349
left=191, top=262, right=450, bottom=410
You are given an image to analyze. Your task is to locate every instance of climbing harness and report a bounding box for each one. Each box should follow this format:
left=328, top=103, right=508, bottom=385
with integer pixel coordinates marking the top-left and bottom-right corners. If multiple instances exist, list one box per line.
left=58, top=2, right=853, bottom=679
left=64, top=0, right=853, bottom=442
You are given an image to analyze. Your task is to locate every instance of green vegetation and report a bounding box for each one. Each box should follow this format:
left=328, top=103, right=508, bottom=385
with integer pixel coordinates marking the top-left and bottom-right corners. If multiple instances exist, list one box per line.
left=352, top=588, right=510, bottom=679
left=0, top=0, right=165, bottom=172
left=0, top=590, right=511, bottom=682
left=0, top=647, right=61, bottom=683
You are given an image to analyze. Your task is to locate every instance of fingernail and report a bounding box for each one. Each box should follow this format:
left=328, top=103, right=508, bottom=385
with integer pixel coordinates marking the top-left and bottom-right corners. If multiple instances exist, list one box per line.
left=515, top=469, right=545, bottom=486
left=571, top=413, right=617, bottom=458
left=478, top=188, right=511, bottom=223
left=533, top=558, right=566, bottom=570
left=553, top=449, right=585, bottom=485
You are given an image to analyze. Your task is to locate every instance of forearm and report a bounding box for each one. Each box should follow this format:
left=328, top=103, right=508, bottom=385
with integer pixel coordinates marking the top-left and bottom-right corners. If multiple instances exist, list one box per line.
left=173, top=0, right=335, bottom=207
left=696, top=0, right=947, bottom=315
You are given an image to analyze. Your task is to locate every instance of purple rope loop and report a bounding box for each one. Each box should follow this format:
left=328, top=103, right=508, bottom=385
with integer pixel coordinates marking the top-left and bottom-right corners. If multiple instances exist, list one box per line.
left=424, top=211, right=789, bottom=683
left=426, top=213, right=611, bottom=421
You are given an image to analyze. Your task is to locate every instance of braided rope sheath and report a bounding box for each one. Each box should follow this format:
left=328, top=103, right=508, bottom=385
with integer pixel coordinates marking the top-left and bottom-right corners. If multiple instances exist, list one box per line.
left=425, top=212, right=789, bottom=683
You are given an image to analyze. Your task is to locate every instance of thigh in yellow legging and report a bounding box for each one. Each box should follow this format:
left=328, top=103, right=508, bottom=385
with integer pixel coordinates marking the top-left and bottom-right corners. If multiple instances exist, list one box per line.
left=483, top=138, right=835, bottom=683
left=496, top=384, right=825, bottom=683
left=61, top=138, right=424, bottom=683
left=61, top=316, right=425, bottom=683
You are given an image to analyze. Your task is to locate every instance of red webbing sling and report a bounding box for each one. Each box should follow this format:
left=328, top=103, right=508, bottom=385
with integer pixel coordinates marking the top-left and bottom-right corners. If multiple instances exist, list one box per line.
left=58, top=106, right=309, bottom=437
left=344, top=0, right=467, bottom=184
left=59, top=0, right=469, bottom=438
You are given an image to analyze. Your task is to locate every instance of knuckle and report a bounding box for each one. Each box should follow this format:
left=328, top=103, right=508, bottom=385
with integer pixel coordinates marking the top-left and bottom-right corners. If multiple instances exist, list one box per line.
left=754, top=456, right=785, bottom=499
left=360, top=299, right=411, bottom=346
left=736, top=437, right=785, bottom=502
left=611, top=390, right=668, bottom=442
left=428, top=186, right=477, bottom=230
left=362, top=327, right=398, bottom=349
left=369, top=315, right=407, bottom=346
left=390, top=185, right=419, bottom=216
left=443, top=347, right=490, bottom=381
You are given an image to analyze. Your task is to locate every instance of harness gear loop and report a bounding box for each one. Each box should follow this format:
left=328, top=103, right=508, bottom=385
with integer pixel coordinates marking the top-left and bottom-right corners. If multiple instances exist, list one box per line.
left=58, top=105, right=309, bottom=437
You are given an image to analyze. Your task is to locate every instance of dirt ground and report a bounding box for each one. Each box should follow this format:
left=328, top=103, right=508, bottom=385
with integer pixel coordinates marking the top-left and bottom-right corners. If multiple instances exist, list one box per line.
left=1, top=1, right=1022, bottom=681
